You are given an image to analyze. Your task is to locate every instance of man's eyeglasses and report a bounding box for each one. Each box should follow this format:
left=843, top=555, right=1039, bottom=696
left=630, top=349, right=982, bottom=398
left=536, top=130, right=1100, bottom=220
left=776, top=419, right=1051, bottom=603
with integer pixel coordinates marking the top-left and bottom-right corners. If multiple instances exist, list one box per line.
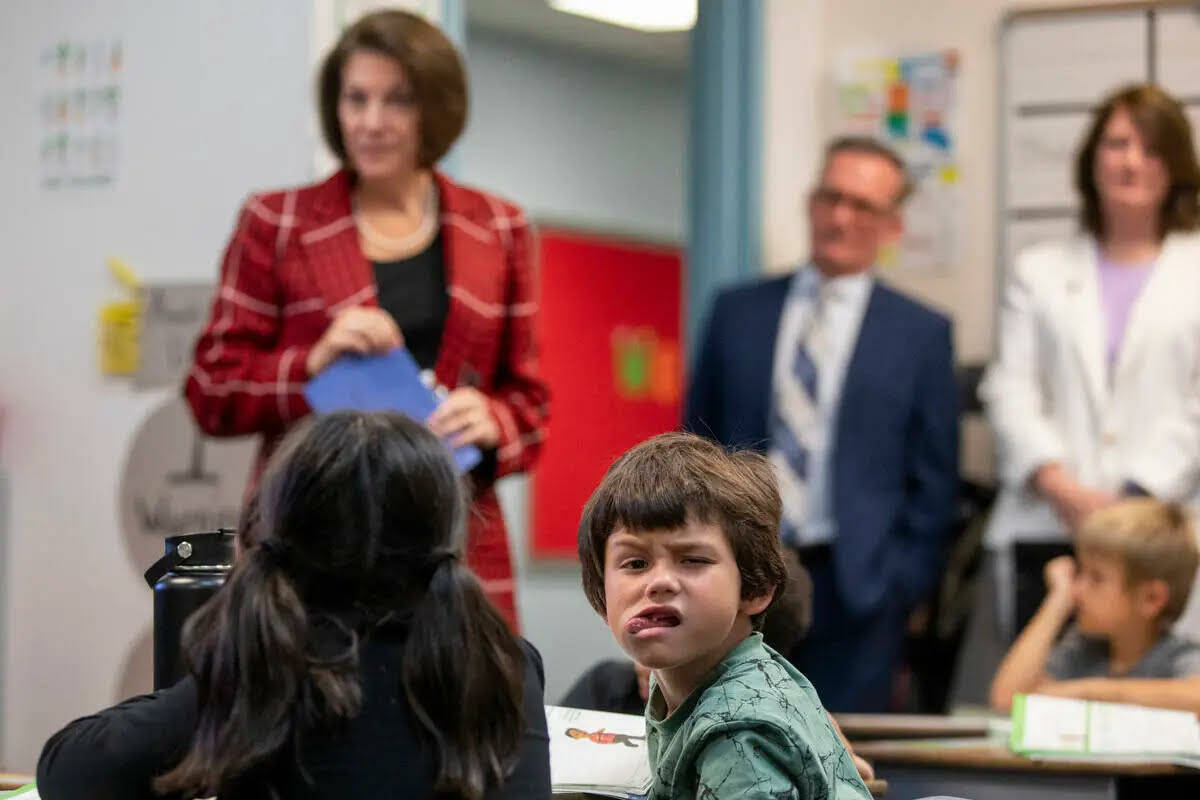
left=810, top=187, right=895, bottom=220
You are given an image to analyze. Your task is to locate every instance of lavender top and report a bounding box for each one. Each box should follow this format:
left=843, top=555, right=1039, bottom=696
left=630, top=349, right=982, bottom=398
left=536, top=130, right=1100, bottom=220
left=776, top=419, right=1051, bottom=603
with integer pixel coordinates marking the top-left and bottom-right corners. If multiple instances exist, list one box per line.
left=1097, top=255, right=1155, bottom=370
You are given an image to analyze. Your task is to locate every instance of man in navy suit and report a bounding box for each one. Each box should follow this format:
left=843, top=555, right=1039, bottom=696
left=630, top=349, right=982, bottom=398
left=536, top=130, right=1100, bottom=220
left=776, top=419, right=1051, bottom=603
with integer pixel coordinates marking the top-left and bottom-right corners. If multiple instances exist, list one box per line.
left=685, top=137, right=959, bottom=712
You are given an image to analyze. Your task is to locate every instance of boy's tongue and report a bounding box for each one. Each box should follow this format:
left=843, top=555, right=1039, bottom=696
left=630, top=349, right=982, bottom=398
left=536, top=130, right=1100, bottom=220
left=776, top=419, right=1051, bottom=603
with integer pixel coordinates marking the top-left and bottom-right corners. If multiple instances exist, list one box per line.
left=628, top=612, right=680, bottom=634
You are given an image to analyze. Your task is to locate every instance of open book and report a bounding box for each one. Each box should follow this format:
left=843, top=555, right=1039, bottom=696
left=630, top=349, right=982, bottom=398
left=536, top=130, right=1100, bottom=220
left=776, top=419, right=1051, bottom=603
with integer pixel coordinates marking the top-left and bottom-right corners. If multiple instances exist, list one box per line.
left=1010, top=693, right=1200, bottom=769
left=545, top=705, right=652, bottom=798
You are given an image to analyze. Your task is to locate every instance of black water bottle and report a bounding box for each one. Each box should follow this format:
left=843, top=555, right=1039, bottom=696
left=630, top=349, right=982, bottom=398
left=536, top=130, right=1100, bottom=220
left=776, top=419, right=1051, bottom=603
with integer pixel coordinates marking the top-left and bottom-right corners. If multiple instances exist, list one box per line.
left=143, top=529, right=236, bottom=689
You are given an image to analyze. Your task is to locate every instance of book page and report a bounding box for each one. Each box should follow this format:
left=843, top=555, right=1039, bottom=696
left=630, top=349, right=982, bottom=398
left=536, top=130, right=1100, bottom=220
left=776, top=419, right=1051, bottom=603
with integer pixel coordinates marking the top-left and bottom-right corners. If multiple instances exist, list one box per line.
left=1014, top=694, right=1200, bottom=757
left=1014, top=695, right=1089, bottom=753
left=545, top=705, right=652, bottom=794
left=1088, top=701, right=1200, bottom=755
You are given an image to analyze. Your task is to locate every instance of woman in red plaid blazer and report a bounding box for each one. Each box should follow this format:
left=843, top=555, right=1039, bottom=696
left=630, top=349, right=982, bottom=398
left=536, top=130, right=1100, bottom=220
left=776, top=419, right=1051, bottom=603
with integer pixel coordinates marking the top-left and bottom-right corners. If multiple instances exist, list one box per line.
left=185, top=10, right=547, bottom=629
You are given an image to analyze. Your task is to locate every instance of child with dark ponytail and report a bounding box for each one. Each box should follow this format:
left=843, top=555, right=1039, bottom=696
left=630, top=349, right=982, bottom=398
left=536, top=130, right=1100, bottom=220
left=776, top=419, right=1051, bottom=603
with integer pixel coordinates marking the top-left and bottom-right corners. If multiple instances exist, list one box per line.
left=37, top=411, right=552, bottom=799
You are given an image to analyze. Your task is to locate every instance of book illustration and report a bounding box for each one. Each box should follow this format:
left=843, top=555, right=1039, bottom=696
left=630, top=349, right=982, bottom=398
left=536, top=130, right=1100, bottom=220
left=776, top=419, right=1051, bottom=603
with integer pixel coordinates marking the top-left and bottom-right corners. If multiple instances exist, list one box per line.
left=566, top=726, right=646, bottom=748
left=545, top=705, right=652, bottom=798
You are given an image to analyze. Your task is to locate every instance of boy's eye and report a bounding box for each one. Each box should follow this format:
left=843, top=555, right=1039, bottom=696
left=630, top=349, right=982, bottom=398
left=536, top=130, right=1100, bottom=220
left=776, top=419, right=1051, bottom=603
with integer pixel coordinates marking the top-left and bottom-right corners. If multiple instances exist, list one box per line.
left=619, top=558, right=648, bottom=570
left=681, top=557, right=712, bottom=565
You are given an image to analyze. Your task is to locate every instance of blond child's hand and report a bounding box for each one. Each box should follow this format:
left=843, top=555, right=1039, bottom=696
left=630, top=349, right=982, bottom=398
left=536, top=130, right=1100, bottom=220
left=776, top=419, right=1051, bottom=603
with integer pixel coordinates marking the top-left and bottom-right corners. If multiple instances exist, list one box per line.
left=1043, top=555, right=1077, bottom=601
left=1036, top=678, right=1103, bottom=700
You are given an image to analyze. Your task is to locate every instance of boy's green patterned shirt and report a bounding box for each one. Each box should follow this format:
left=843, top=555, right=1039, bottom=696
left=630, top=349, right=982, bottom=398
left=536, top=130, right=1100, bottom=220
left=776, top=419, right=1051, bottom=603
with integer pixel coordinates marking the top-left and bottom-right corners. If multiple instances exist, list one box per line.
left=646, top=633, right=871, bottom=799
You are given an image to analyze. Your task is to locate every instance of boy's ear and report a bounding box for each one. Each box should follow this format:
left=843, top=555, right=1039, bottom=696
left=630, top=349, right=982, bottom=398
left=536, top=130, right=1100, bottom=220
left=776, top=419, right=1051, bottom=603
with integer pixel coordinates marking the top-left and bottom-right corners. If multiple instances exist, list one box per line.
left=1135, top=578, right=1170, bottom=622
left=740, top=588, right=776, bottom=619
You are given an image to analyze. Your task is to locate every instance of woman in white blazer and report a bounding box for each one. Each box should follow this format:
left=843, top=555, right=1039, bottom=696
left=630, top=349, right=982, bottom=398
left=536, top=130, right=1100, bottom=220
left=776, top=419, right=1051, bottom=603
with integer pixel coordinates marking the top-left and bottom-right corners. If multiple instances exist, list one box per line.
left=982, top=84, right=1200, bottom=636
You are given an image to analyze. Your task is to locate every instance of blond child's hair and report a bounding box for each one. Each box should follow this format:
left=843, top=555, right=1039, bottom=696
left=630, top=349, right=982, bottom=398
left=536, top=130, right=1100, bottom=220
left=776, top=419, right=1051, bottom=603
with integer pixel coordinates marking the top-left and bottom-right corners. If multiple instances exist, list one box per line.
left=1077, top=498, right=1199, bottom=623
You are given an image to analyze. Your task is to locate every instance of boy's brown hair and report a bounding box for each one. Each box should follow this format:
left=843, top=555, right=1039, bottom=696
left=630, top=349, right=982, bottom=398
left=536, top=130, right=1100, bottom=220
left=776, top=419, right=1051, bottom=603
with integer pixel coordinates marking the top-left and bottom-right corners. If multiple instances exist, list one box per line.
left=1077, top=498, right=1199, bottom=623
left=577, top=432, right=789, bottom=628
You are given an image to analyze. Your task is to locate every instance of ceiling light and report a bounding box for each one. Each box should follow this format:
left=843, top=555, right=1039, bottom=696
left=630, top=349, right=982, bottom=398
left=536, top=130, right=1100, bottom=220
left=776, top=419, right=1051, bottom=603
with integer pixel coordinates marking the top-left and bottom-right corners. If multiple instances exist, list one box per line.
left=548, top=0, right=697, bottom=32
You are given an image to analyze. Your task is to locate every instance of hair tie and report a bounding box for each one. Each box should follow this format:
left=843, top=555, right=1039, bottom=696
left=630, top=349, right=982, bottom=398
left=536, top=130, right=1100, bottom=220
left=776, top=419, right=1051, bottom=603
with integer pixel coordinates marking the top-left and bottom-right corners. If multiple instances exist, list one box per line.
left=256, top=538, right=289, bottom=566
left=426, top=549, right=459, bottom=573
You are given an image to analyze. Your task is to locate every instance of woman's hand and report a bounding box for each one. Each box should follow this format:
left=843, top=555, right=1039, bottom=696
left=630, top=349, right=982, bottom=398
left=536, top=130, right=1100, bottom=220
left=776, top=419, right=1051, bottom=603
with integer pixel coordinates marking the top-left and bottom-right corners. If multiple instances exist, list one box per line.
left=1034, top=463, right=1118, bottom=531
left=306, top=307, right=403, bottom=376
left=428, top=387, right=500, bottom=449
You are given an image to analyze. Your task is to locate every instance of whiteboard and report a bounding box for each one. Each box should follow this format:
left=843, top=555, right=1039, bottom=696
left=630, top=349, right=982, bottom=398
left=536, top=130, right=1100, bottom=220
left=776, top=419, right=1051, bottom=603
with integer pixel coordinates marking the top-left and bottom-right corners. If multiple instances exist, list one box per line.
left=999, top=4, right=1200, bottom=286
left=1156, top=6, right=1200, bottom=97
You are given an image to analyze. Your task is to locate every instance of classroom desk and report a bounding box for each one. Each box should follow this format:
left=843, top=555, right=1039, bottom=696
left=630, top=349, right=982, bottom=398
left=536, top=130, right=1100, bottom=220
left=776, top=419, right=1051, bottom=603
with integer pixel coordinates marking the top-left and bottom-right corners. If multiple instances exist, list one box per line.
left=558, top=779, right=890, bottom=798
left=0, top=773, right=33, bottom=791
left=854, top=738, right=1200, bottom=800
left=835, top=712, right=992, bottom=740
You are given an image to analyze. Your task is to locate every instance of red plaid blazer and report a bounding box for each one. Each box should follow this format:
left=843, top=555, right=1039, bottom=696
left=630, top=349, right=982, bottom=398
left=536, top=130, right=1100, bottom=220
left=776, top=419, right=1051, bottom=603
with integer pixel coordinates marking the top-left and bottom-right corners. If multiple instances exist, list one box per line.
left=184, top=170, right=549, bottom=628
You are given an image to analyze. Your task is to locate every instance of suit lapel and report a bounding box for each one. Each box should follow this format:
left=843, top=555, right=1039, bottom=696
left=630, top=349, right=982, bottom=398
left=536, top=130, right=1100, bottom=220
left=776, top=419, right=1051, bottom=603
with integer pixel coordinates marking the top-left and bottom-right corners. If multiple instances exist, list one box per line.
left=1062, top=238, right=1109, bottom=419
left=433, top=172, right=505, bottom=389
left=297, top=170, right=377, bottom=313
left=838, top=281, right=883, bottom=420
left=1111, top=233, right=1182, bottom=390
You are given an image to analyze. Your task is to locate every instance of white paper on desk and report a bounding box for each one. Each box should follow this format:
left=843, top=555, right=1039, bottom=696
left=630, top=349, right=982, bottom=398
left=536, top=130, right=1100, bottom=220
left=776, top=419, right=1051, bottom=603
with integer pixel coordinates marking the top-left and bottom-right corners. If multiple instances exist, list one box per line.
left=1088, top=700, right=1200, bottom=755
left=0, top=784, right=39, bottom=799
left=1014, top=694, right=1200, bottom=757
left=1016, top=694, right=1090, bottom=753
left=545, top=705, right=652, bottom=798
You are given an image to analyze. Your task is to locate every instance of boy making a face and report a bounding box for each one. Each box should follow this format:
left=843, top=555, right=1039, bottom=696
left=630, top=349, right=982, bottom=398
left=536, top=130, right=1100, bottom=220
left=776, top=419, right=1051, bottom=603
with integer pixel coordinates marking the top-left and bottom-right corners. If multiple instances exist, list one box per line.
left=578, top=432, right=870, bottom=799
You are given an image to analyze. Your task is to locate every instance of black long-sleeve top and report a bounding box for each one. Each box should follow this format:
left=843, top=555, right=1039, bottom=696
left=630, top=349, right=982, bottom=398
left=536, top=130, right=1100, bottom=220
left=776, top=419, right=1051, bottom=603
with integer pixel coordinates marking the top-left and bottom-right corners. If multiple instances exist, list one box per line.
left=37, top=632, right=552, bottom=799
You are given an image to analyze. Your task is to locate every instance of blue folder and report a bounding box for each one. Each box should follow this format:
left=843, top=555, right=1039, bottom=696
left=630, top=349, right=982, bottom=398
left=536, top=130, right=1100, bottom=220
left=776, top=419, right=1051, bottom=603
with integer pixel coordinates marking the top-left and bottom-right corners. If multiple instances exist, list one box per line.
left=304, top=348, right=482, bottom=473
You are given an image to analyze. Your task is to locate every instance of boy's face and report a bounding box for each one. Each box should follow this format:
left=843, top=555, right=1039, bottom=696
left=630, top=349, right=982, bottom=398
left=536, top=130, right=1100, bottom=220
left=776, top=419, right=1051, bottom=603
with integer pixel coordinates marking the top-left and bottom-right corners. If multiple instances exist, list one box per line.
left=1074, top=551, right=1164, bottom=635
left=602, top=520, right=771, bottom=681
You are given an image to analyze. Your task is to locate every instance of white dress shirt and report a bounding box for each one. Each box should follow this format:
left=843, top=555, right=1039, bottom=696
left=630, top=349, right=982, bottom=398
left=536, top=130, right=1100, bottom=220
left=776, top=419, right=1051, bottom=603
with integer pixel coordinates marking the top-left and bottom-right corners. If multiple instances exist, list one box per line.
left=771, top=263, right=874, bottom=545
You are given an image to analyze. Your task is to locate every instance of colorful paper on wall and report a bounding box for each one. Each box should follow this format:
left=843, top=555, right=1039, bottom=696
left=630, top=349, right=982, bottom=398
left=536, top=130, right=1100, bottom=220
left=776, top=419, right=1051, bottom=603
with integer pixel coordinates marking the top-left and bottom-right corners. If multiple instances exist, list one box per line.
left=835, top=50, right=963, bottom=273
left=37, top=38, right=123, bottom=189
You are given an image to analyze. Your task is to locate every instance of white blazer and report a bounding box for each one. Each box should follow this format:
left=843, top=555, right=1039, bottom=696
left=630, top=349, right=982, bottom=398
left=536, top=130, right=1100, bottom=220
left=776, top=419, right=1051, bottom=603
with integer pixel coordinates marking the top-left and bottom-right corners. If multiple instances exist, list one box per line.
left=981, top=231, right=1200, bottom=636
left=982, top=231, right=1200, bottom=548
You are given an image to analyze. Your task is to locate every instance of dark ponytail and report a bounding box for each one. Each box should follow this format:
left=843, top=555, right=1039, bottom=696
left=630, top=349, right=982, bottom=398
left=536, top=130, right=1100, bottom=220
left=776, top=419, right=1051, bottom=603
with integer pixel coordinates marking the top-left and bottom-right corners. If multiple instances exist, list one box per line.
left=153, top=543, right=361, bottom=797
left=402, top=552, right=526, bottom=800
left=153, top=412, right=527, bottom=798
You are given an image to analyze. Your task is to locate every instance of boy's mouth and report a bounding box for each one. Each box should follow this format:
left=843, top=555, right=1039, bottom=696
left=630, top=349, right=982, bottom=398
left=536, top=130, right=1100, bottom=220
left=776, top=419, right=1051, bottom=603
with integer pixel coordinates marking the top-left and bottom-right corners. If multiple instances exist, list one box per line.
left=627, top=606, right=682, bottom=635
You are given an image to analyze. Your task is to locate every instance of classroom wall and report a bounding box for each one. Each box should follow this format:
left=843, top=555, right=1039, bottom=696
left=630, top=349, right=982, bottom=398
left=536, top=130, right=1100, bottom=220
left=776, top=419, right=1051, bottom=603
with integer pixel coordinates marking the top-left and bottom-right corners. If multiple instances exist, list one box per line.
left=0, top=0, right=314, bottom=771
left=456, top=28, right=689, bottom=702
left=457, top=28, right=688, bottom=243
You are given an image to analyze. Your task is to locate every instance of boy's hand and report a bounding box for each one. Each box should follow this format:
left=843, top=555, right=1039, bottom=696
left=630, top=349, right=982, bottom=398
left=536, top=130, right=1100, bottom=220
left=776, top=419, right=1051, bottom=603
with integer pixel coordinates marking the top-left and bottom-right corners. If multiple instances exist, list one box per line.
left=1043, top=555, right=1078, bottom=602
left=851, top=752, right=875, bottom=782
left=1037, top=678, right=1107, bottom=700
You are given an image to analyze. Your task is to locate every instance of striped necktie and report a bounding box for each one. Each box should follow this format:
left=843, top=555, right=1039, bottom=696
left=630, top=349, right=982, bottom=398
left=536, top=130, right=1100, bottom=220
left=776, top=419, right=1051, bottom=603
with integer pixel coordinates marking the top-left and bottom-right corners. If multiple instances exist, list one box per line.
left=770, top=282, right=829, bottom=545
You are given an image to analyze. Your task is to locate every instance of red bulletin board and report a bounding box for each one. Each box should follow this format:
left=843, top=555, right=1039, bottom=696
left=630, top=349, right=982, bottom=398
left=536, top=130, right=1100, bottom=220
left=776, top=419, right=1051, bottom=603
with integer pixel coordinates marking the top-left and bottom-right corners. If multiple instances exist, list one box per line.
left=531, top=227, right=683, bottom=559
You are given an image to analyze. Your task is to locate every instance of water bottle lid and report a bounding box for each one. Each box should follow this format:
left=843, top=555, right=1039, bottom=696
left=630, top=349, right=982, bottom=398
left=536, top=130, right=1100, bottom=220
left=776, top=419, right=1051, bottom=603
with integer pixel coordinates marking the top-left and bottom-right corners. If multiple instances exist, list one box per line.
left=143, top=529, right=236, bottom=588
